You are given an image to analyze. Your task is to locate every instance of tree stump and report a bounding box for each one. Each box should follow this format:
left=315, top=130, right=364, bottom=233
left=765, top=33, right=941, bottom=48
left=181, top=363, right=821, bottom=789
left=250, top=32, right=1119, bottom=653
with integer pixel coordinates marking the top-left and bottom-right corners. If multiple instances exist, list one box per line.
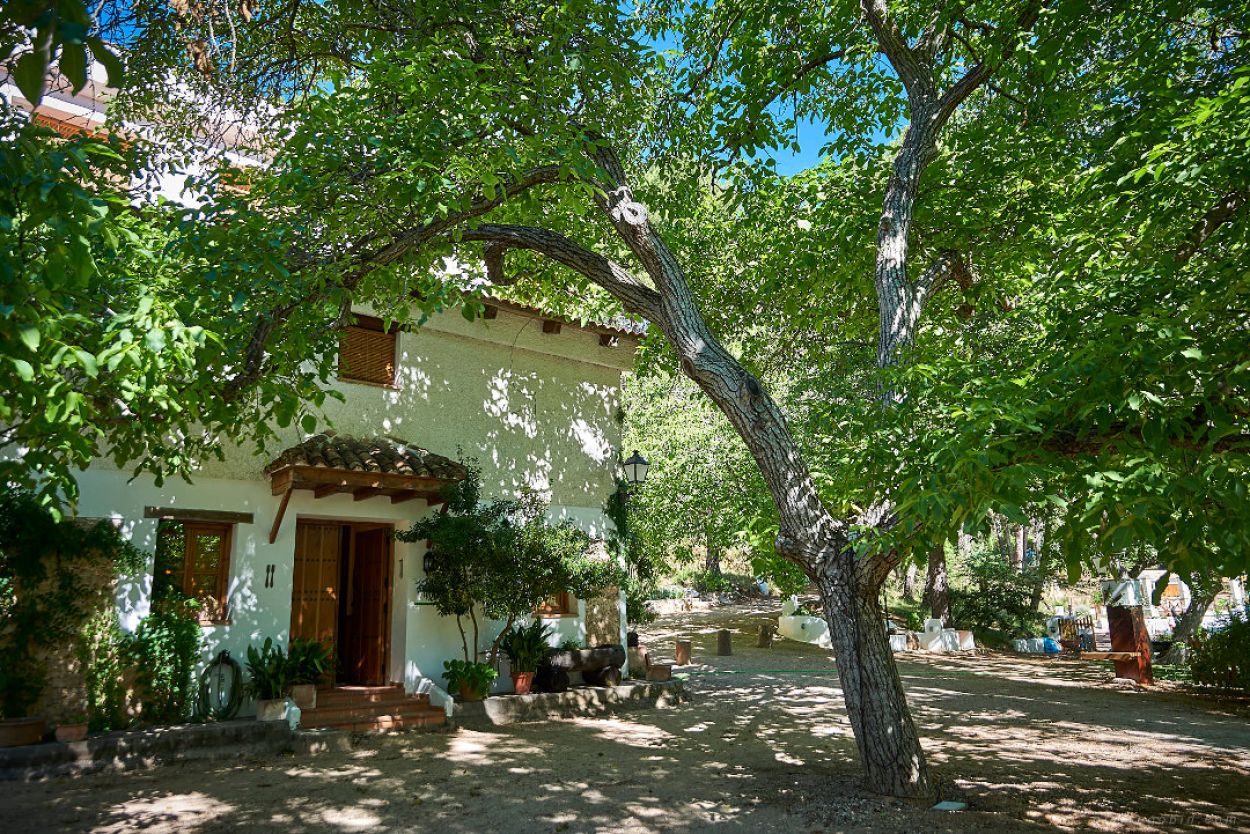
left=717, top=629, right=733, bottom=656
left=756, top=623, right=776, bottom=648
left=675, top=639, right=692, bottom=665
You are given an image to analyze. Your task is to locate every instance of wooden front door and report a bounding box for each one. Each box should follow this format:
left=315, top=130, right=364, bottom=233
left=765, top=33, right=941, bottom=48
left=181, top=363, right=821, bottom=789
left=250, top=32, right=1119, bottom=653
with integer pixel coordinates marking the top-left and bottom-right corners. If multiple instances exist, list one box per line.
left=290, top=522, right=342, bottom=656
left=339, top=525, right=393, bottom=685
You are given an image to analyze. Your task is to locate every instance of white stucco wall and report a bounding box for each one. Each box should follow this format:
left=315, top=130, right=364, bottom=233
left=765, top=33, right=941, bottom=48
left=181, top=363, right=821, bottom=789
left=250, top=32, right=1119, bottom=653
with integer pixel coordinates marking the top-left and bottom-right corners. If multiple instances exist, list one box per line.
left=68, top=305, right=637, bottom=701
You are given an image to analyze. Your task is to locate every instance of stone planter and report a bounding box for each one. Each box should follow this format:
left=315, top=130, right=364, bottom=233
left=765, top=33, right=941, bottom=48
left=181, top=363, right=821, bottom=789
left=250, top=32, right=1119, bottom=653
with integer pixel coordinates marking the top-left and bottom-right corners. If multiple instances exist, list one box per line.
left=255, top=698, right=287, bottom=722
left=510, top=672, right=535, bottom=696
left=288, top=684, right=317, bottom=710
left=54, top=722, right=89, bottom=743
left=0, top=717, right=45, bottom=748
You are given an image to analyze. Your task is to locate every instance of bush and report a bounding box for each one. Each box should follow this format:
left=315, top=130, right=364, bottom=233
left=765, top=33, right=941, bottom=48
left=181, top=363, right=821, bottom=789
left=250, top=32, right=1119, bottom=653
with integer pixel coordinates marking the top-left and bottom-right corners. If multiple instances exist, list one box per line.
left=131, top=597, right=203, bottom=722
left=286, top=638, right=333, bottom=686
left=442, top=659, right=497, bottom=698
left=622, top=575, right=657, bottom=625
left=1188, top=616, right=1250, bottom=692
left=244, top=638, right=289, bottom=701
left=947, top=546, right=1048, bottom=644
left=499, top=620, right=553, bottom=673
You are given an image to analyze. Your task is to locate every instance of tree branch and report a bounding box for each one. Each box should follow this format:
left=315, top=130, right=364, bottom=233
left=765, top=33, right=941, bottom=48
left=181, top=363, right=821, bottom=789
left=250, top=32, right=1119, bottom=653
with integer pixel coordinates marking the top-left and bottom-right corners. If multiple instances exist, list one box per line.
left=1177, top=189, right=1248, bottom=263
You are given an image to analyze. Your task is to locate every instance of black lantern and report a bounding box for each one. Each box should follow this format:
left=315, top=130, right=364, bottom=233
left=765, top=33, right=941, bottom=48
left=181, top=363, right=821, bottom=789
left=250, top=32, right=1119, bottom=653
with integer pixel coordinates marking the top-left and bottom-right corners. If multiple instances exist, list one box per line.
left=622, top=450, right=650, bottom=486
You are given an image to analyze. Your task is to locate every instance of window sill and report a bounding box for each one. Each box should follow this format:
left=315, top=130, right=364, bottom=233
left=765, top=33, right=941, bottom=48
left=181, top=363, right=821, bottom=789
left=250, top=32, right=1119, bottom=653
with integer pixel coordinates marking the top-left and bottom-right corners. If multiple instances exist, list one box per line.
left=536, top=612, right=579, bottom=619
left=337, top=376, right=399, bottom=390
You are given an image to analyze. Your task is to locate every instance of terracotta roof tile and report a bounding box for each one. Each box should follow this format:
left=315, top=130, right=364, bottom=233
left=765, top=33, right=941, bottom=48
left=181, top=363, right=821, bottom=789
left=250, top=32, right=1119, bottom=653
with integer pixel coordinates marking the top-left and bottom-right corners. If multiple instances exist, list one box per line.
left=264, top=433, right=467, bottom=480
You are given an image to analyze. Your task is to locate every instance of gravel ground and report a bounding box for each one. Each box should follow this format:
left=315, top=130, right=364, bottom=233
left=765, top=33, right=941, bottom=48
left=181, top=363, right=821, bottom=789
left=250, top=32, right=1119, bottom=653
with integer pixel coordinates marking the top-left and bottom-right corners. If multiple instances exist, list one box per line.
left=2, top=601, right=1248, bottom=833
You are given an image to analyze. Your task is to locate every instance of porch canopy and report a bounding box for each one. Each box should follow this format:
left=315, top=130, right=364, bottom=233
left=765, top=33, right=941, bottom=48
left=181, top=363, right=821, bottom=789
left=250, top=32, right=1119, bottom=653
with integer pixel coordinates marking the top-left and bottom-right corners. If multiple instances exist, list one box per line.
left=264, top=432, right=466, bottom=542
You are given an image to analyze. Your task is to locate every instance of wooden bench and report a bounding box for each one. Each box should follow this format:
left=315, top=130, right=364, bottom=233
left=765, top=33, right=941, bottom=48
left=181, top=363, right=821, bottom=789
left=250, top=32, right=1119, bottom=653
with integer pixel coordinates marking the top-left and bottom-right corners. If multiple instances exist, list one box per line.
left=1079, top=651, right=1141, bottom=661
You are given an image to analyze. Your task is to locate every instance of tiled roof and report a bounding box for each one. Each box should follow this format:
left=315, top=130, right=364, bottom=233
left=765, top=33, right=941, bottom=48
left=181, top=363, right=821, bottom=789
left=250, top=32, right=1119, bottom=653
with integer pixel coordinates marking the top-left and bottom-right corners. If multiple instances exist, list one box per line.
left=264, top=432, right=467, bottom=480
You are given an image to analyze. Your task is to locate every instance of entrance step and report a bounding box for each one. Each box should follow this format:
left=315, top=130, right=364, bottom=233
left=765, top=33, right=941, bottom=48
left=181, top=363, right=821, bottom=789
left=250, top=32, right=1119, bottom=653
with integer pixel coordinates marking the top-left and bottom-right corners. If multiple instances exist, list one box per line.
left=300, top=686, right=445, bottom=733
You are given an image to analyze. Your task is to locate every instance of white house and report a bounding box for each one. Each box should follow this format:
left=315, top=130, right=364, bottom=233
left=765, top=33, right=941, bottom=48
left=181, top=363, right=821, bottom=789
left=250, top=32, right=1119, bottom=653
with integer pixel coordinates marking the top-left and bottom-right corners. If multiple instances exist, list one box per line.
left=6, top=65, right=644, bottom=719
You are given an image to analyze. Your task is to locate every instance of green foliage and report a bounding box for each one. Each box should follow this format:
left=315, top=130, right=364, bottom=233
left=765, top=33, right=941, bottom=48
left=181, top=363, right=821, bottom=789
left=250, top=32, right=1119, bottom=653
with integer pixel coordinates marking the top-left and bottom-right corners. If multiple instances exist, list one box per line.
left=0, top=0, right=124, bottom=105
left=0, top=490, right=142, bottom=719
left=399, top=465, right=623, bottom=661
left=947, top=545, right=1050, bottom=645
left=243, top=637, right=289, bottom=701
left=499, top=620, right=554, bottom=674
left=558, top=637, right=582, bottom=651
left=130, top=597, right=203, bottom=722
left=78, top=608, right=130, bottom=732
left=286, top=638, right=333, bottom=686
left=1188, top=617, right=1250, bottom=693
left=441, top=659, right=497, bottom=699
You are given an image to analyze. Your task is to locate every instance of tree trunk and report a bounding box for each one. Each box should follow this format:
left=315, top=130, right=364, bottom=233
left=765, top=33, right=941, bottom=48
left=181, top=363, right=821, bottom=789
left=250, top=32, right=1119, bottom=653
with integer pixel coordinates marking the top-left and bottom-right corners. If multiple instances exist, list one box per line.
left=817, top=554, right=931, bottom=798
left=704, top=526, right=721, bottom=576
left=902, top=563, right=919, bottom=602
left=1160, top=574, right=1220, bottom=664
left=924, top=544, right=949, bottom=623
left=1011, top=525, right=1026, bottom=572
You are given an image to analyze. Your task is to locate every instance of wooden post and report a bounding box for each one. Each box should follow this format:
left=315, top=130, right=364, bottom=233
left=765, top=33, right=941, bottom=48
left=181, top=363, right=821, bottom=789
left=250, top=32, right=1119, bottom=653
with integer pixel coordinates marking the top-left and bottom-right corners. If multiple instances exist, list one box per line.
left=717, top=629, right=733, bottom=656
left=675, top=639, right=692, bottom=665
left=756, top=623, right=776, bottom=648
left=1107, top=605, right=1153, bottom=685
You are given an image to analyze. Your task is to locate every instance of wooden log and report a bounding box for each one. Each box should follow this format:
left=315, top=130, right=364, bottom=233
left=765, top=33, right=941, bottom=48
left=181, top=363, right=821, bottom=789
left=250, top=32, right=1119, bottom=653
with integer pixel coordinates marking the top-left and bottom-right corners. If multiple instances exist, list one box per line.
left=675, top=639, right=692, bottom=665
left=756, top=623, right=776, bottom=648
left=717, top=629, right=733, bottom=656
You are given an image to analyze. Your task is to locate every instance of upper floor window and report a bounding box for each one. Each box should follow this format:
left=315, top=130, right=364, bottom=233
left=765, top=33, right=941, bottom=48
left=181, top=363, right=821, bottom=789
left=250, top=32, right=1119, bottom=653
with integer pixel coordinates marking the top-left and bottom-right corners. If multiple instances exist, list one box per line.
left=153, top=520, right=233, bottom=624
left=338, top=314, right=397, bottom=386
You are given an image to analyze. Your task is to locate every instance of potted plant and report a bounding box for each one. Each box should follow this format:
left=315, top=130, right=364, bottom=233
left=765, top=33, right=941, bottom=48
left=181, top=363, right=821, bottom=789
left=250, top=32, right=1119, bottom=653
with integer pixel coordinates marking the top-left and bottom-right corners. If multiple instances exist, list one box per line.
left=286, top=638, right=332, bottom=710
left=245, top=638, right=289, bottom=721
left=442, top=659, right=497, bottom=702
left=54, top=713, right=89, bottom=743
left=499, top=620, right=553, bottom=695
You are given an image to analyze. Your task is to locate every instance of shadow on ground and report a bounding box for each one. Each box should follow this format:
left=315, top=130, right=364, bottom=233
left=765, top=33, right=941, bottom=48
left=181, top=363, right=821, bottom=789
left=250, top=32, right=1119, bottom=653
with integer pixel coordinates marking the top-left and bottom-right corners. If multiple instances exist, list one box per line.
left=4, top=602, right=1248, bottom=833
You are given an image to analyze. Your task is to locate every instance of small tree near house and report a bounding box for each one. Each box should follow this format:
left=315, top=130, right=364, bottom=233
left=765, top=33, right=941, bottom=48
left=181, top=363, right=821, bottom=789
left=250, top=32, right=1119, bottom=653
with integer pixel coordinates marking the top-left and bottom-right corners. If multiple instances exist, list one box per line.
left=398, top=465, right=623, bottom=668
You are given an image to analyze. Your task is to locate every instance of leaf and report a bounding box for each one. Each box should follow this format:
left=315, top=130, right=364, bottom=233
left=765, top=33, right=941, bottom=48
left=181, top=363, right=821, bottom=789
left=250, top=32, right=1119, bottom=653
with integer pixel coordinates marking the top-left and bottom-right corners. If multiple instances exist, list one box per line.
left=17, top=324, right=40, bottom=352
left=59, top=43, right=88, bottom=93
left=14, top=50, right=49, bottom=105
left=86, top=37, right=124, bottom=88
left=300, top=413, right=317, bottom=434
left=12, top=359, right=34, bottom=381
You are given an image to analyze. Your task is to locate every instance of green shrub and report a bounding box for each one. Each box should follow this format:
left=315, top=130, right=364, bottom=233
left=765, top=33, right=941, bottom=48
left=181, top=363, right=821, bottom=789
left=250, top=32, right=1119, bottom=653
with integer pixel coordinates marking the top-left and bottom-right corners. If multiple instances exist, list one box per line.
left=286, top=638, right=333, bottom=686
left=131, top=596, right=203, bottom=722
left=500, top=620, right=553, bottom=673
left=244, top=638, right=290, bottom=701
left=442, top=659, right=497, bottom=698
left=79, top=609, right=130, bottom=731
left=947, top=546, right=1048, bottom=644
left=1188, top=617, right=1250, bottom=692
left=623, top=575, right=657, bottom=625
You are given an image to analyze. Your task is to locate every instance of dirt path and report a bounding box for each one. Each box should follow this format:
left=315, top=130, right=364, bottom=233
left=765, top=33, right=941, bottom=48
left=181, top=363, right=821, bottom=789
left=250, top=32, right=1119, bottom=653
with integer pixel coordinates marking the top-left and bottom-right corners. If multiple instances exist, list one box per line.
left=3, top=602, right=1248, bottom=833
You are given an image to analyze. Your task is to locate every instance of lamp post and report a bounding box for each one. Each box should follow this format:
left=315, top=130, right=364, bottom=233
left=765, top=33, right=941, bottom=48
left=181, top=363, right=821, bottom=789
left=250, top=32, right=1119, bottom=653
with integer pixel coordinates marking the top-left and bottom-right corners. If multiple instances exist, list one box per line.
left=622, top=450, right=650, bottom=489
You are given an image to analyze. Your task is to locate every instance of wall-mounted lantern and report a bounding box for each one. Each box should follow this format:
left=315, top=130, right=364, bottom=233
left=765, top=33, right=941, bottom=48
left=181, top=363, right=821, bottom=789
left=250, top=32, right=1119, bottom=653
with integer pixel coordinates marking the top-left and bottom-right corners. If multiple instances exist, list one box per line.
left=622, top=450, right=650, bottom=487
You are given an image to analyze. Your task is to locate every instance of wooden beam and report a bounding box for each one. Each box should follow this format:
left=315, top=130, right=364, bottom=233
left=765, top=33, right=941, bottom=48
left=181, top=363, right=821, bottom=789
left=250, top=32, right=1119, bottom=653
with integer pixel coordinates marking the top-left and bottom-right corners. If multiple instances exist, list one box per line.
left=390, top=491, right=423, bottom=504
left=145, top=506, right=254, bottom=524
left=313, top=483, right=341, bottom=499
left=268, top=487, right=292, bottom=545
left=598, top=333, right=619, bottom=347
left=542, top=319, right=562, bottom=334
left=353, top=487, right=384, bottom=502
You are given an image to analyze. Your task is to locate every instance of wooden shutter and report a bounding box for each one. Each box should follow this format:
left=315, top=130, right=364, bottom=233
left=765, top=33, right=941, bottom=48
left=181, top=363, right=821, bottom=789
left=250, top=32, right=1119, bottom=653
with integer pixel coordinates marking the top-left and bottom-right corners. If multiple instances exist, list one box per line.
left=537, top=592, right=576, bottom=617
left=338, top=315, right=397, bottom=385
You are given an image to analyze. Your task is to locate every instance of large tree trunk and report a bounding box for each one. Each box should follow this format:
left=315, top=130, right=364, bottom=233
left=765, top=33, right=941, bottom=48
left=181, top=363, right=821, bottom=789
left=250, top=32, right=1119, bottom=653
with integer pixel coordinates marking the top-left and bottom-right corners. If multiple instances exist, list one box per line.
left=817, top=554, right=930, bottom=797
left=1160, top=574, right=1220, bottom=664
left=704, top=525, right=721, bottom=576
left=924, top=544, right=949, bottom=622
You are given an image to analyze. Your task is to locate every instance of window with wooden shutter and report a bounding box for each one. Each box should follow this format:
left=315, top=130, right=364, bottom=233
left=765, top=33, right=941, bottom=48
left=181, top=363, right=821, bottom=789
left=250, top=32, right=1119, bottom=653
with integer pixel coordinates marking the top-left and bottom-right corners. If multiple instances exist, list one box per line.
left=338, top=315, right=398, bottom=386
left=536, top=592, right=577, bottom=618
left=153, top=520, right=233, bottom=624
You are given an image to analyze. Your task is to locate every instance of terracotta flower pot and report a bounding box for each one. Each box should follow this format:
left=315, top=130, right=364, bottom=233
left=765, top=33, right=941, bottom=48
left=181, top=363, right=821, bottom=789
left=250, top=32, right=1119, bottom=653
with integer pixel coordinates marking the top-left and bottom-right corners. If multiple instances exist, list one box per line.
left=511, top=672, right=535, bottom=695
left=457, top=681, right=484, bottom=702
left=0, top=717, right=45, bottom=748
left=255, top=698, right=288, bottom=721
left=55, top=722, right=89, bottom=743
left=288, top=684, right=317, bottom=710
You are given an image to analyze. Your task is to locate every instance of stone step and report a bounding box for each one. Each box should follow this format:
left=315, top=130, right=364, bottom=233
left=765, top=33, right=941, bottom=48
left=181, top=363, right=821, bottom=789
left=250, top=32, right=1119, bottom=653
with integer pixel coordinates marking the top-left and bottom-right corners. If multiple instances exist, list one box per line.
left=301, top=706, right=446, bottom=733
left=314, top=690, right=426, bottom=708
